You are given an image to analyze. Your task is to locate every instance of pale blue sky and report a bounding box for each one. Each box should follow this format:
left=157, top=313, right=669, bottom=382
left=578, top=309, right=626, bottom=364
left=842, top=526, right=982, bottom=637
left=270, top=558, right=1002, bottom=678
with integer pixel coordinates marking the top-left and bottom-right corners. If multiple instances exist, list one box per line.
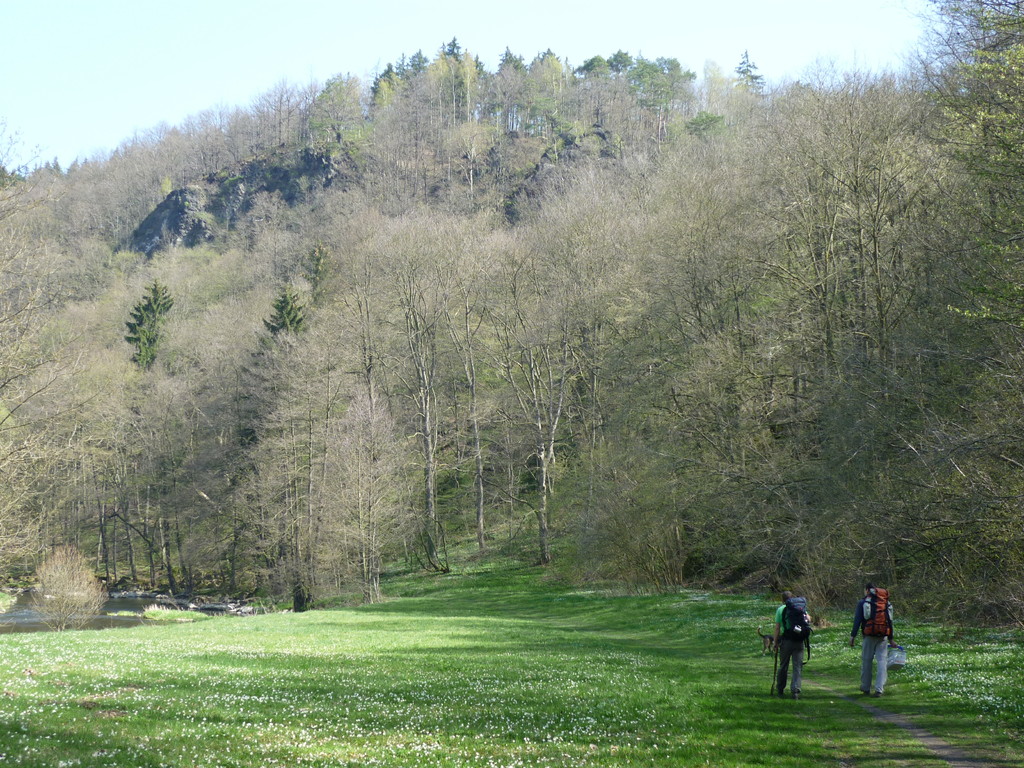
left=1, top=0, right=932, bottom=169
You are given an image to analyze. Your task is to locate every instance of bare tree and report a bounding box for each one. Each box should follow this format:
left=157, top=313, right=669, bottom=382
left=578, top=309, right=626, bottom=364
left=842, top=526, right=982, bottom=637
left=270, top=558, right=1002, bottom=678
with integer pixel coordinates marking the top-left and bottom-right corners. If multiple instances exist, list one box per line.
left=36, top=545, right=106, bottom=631
left=490, top=234, right=579, bottom=565
left=754, top=72, right=935, bottom=372
left=252, top=80, right=318, bottom=150
left=324, top=393, right=409, bottom=603
left=376, top=215, right=459, bottom=571
left=0, top=143, right=74, bottom=570
left=443, top=229, right=496, bottom=550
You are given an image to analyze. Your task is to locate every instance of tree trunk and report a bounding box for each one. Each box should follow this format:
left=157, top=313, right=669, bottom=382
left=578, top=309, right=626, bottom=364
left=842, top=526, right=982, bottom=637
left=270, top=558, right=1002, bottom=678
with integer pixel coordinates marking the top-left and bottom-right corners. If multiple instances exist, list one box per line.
left=536, top=448, right=551, bottom=565
left=421, top=404, right=443, bottom=570
left=122, top=505, right=138, bottom=584
left=98, top=501, right=111, bottom=583
left=159, top=517, right=177, bottom=594
left=292, top=580, right=312, bottom=612
left=474, top=441, right=486, bottom=550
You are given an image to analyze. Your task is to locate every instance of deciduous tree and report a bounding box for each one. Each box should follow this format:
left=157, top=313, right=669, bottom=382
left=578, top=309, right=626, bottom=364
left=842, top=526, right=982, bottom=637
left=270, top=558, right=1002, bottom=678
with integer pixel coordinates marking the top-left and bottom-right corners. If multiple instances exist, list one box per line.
left=323, top=392, right=408, bottom=603
left=36, top=545, right=106, bottom=631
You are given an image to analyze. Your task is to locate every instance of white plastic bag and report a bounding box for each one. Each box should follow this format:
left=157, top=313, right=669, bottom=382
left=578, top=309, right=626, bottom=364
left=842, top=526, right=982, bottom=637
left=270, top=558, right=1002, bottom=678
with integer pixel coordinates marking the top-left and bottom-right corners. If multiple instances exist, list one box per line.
left=887, top=645, right=907, bottom=669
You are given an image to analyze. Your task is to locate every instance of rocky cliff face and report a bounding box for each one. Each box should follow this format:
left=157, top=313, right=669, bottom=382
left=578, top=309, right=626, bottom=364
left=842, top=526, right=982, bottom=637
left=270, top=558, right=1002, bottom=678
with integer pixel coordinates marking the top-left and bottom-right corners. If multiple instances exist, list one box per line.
left=130, top=148, right=354, bottom=255
left=131, top=187, right=213, bottom=255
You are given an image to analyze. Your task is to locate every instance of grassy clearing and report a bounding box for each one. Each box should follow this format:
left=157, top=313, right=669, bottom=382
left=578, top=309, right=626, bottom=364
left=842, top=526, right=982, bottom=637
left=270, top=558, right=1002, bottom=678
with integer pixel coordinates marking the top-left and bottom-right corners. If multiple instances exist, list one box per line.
left=0, top=565, right=1020, bottom=767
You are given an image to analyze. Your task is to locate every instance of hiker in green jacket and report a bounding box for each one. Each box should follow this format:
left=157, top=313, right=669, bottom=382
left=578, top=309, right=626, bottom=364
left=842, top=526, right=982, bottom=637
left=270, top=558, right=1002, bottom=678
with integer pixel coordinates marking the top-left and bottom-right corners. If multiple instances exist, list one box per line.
left=774, top=590, right=810, bottom=699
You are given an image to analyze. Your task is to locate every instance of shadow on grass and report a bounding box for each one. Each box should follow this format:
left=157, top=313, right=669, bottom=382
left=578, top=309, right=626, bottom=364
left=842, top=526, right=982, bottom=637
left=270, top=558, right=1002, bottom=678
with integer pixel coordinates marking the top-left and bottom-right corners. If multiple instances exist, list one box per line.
left=0, top=719, right=169, bottom=767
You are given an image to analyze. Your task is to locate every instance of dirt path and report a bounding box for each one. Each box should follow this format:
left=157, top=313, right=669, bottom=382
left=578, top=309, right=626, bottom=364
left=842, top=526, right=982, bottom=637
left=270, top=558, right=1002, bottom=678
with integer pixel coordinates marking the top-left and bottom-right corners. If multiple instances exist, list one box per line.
left=811, top=682, right=1012, bottom=768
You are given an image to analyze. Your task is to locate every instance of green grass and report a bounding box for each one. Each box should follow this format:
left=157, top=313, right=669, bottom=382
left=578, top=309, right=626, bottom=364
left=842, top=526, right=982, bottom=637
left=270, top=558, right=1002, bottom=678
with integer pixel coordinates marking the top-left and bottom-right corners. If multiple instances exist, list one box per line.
left=140, top=605, right=216, bottom=622
left=0, top=564, right=1020, bottom=767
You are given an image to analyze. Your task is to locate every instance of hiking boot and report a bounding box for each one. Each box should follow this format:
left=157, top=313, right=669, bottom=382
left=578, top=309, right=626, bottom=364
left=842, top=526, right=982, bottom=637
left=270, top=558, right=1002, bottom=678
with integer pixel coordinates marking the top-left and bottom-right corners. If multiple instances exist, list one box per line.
left=792, top=691, right=800, bottom=700
left=871, top=691, right=883, bottom=698
left=860, top=689, right=870, bottom=695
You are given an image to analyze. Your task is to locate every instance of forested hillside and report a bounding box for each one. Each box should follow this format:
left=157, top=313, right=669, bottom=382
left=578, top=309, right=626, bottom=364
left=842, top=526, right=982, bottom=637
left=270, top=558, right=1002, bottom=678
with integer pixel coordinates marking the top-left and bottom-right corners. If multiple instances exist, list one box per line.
left=2, top=3, right=1023, bottom=621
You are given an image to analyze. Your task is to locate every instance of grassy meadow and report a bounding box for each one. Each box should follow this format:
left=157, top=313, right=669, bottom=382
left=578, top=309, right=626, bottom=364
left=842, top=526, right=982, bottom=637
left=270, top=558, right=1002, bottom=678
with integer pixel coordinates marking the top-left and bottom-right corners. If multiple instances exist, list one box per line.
left=0, top=564, right=1021, bottom=767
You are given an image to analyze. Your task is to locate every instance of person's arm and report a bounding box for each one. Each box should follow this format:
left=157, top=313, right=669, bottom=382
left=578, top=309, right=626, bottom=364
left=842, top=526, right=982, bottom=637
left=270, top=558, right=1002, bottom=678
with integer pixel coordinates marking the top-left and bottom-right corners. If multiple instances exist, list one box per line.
left=773, top=605, right=782, bottom=643
left=849, top=600, right=863, bottom=647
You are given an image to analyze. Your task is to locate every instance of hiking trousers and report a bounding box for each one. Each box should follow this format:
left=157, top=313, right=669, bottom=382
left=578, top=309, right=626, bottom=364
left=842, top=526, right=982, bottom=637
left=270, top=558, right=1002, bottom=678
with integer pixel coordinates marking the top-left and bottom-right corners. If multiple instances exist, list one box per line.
left=860, top=634, right=889, bottom=693
left=777, top=636, right=804, bottom=694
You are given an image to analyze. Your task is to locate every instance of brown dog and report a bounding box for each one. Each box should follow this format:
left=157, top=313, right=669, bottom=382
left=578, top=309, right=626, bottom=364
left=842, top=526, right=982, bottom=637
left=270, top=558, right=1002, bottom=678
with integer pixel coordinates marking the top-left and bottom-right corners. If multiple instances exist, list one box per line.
left=757, top=626, right=776, bottom=654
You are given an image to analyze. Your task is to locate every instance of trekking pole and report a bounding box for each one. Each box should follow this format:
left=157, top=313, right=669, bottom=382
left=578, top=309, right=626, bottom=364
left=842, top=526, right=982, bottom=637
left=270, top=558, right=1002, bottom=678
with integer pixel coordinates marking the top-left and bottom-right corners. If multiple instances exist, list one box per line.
left=770, top=645, right=779, bottom=696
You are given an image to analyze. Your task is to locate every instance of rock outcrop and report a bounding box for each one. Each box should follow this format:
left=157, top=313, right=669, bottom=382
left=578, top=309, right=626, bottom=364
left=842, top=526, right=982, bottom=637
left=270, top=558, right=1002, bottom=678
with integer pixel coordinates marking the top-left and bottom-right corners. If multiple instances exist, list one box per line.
left=131, top=186, right=213, bottom=255
left=130, top=147, right=355, bottom=256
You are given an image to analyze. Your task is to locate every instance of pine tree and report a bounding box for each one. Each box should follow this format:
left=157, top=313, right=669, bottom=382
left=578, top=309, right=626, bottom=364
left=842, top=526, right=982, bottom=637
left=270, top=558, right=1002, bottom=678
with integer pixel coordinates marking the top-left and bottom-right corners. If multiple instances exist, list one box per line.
left=264, top=288, right=306, bottom=335
left=124, top=280, right=174, bottom=369
left=305, top=243, right=328, bottom=302
left=735, top=50, right=764, bottom=93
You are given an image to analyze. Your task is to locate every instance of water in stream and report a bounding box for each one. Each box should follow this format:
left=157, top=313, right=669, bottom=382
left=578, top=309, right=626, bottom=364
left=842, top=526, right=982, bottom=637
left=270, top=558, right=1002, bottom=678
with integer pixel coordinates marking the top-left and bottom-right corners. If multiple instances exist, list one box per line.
left=0, top=592, right=154, bottom=633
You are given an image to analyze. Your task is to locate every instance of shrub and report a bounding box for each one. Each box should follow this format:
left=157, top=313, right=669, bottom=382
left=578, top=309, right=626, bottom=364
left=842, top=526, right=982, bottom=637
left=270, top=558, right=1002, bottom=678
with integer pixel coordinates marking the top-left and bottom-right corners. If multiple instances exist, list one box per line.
left=35, top=546, right=107, bottom=631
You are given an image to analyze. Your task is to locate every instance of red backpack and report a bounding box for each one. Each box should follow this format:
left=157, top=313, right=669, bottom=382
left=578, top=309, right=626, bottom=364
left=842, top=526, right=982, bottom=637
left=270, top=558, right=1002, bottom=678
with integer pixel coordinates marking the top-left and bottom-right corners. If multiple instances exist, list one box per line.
left=862, top=587, right=893, bottom=637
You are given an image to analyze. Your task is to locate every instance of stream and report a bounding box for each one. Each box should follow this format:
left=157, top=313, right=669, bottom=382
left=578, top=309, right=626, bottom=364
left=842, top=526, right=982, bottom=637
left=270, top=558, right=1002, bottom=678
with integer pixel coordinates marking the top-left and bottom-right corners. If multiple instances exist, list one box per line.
left=0, top=592, right=155, bottom=633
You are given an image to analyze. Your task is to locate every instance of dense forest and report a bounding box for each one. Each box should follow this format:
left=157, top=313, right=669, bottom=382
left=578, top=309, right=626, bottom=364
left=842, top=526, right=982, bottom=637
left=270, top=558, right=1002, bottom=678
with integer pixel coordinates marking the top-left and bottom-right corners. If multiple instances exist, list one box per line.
left=2, top=2, right=1023, bottom=621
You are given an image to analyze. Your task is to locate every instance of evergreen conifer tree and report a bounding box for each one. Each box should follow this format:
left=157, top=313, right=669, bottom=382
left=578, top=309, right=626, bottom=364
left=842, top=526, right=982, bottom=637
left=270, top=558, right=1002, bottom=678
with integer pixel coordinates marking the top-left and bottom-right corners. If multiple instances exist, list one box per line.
left=735, top=50, right=764, bottom=92
left=264, top=288, right=306, bottom=335
left=305, top=243, right=328, bottom=301
left=124, top=280, right=174, bottom=369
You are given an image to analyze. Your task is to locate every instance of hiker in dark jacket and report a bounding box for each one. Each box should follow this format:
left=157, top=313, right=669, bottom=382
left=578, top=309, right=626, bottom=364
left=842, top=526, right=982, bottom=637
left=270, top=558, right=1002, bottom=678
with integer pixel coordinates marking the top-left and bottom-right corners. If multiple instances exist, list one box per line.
left=773, top=590, right=807, bottom=699
left=849, top=583, right=894, bottom=697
